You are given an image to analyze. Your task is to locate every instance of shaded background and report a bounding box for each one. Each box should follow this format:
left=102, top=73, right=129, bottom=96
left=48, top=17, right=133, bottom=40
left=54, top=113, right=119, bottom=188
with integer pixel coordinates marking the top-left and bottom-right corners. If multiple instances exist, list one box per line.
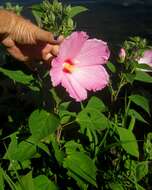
left=0, top=0, right=152, bottom=47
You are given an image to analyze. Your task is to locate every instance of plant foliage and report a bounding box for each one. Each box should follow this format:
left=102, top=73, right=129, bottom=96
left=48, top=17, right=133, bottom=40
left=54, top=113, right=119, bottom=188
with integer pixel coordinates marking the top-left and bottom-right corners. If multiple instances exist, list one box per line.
left=0, top=1, right=152, bottom=190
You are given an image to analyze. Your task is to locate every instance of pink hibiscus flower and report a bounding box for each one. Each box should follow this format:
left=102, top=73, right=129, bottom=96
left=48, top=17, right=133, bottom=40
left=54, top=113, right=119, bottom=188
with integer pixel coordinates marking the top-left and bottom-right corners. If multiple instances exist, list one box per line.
left=50, top=31, right=110, bottom=102
left=138, top=50, right=152, bottom=67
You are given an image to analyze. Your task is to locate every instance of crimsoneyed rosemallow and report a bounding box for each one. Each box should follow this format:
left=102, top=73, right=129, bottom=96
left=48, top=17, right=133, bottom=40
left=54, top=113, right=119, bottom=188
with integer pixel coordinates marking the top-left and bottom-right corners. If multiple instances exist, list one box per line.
left=138, top=50, right=152, bottom=67
left=118, top=48, right=126, bottom=63
left=50, top=31, right=110, bottom=102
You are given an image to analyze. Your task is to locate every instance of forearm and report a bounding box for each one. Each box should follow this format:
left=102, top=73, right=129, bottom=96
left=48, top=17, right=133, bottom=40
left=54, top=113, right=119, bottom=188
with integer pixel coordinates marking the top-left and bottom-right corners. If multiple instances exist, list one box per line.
left=0, top=9, right=54, bottom=45
left=0, top=9, right=39, bottom=44
left=0, top=10, right=14, bottom=40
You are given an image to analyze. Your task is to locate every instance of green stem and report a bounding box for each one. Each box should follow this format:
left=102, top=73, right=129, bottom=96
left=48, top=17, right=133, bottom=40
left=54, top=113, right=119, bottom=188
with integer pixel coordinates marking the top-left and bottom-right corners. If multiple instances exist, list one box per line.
left=122, top=98, right=131, bottom=128
left=114, top=77, right=126, bottom=102
left=96, top=128, right=109, bottom=156
left=50, top=88, right=61, bottom=113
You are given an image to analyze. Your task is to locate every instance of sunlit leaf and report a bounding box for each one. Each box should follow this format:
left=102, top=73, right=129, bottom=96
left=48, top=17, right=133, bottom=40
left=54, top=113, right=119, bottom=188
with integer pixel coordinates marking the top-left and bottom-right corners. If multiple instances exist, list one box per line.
left=128, top=109, right=148, bottom=124
left=51, top=135, right=64, bottom=165
left=109, top=182, right=124, bottom=190
left=0, top=67, right=39, bottom=91
left=137, top=63, right=152, bottom=72
left=129, top=95, right=150, bottom=115
left=63, top=152, right=97, bottom=188
left=135, top=71, right=152, bottom=83
left=29, top=109, right=59, bottom=140
left=34, top=175, right=59, bottom=190
left=124, top=73, right=135, bottom=84
left=4, top=133, right=18, bottom=160
left=136, top=161, right=148, bottom=181
left=136, top=184, right=145, bottom=190
left=106, top=61, right=116, bottom=73
left=16, top=172, right=34, bottom=190
left=0, top=67, right=33, bottom=83
left=77, top=109, right=109, bottom=131
left=117, top=127, right=139, bottom=157
left=11, top=137, right=37, bottom=162
left=65, top=140, right=84, bottom=154
left=58, top=101, right=76, bottom=124
left=0, top=168, right=4, bottom=190
left=86, top=96, right=106, bottom=112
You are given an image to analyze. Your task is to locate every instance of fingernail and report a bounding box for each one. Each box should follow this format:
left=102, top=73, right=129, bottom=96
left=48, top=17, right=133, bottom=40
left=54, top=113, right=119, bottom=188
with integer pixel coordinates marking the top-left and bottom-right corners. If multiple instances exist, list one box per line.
left=45, top=53, right=53, bottom=61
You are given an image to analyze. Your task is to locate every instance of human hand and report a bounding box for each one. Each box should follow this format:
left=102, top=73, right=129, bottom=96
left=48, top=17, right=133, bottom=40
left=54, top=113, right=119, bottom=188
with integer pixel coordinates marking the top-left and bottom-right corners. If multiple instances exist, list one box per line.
left=0, top=10, right=63, bottom=62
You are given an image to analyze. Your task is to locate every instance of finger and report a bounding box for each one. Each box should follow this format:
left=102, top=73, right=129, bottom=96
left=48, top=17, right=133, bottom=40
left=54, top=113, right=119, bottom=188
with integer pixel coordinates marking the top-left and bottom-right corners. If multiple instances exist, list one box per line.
left=41, top=44, right=54, bottom=61
left=44, top=53, right=53, bottom=61
left=51, top=45, right=59, bottom=56
left=35, top=29, right=60, bottom=44
left=1, top=37, right=15, bottom=48
left=7, top=45, right=29, bottom=62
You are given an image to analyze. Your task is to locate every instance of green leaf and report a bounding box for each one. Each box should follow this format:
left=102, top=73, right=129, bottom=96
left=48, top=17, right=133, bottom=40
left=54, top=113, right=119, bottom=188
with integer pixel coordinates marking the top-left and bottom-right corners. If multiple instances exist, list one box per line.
left=4, top=133, right=18, bottom=160
left=136, top=184, right=145, bottom=190
left=34, top=175, right=59, bottom=190
left=106, top=61, right=116, bottom=73
left=16, top=172, right=35, bottom=190
left=77, top=109, right=109, bottom=131
left=117, top=127, right=139, bottom=157
left=29, top=109, right=59, bottom=140
left=109, top=182, right=124, bottom=190
left=136, top=161, right=148, bottom=181
left=51, top=135, right=64, bottom=165
left=6, top=110, right=59, bottom=162
left=69, top=6, right=88, bottom=18
left=137, top=63, right=152, bottom=72
left=0, top=67, right=39, bottom=91
left=59, top=101, right=71, bottom=111
left=124, top=73, right=136, bottom=84
left=11, top=137, right=37, bottom=162
left=59, top=101, right=76, bottom=124
left=37, top=142, right=51, bottom=156
left=144, top=132, right=152, bottom=160
left=128, top=109, right=148, bottom=124
left=4, top=134, right=31, bottom=169
left=135, top=71, right=152, bottom=83
left=59, top=102, right=76, bottom=124
left=31, top=3, right=43, bottom=27
left=0, top=67, right=32, bottom=84
left=0, top=168, right=4, bottom=190
left=63, top=152, right=97, bottom=188
left=32, top=10, right=42, bottom=27
left=65, top=140, right=84, bottom=155
left=86, top=96, right=106, bottom=112
left=129, top=95, right=150, bottom=115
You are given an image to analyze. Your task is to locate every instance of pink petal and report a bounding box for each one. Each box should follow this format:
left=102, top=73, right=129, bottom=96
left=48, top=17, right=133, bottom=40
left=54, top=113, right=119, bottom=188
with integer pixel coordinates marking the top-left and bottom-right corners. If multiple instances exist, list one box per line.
left=72, top=65, right=109, bottom=91
left=50, top=58, right=63, bottom=86
left=61, top=74, right=87, bottom=102
left=138, top=50, right=152, bottom=67
left=74, top=39, right=110, bottom=66
left=58, top=31, right=89, bottom=61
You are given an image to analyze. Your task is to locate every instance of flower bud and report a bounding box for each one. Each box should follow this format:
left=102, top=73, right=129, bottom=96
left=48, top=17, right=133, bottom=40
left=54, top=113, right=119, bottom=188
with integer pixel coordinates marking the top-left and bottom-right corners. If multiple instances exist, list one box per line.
left=118, top=48, right=126, bottom=63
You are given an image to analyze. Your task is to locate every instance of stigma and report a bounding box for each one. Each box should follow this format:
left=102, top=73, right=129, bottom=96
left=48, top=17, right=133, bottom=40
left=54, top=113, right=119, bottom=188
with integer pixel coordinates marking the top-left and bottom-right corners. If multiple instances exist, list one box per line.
left=63, top=59, right=75, bottom=73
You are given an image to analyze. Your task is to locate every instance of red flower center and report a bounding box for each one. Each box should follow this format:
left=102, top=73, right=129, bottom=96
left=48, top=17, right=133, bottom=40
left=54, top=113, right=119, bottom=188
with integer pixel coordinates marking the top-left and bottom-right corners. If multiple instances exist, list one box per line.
left=63, top=59, right=75, bottom=73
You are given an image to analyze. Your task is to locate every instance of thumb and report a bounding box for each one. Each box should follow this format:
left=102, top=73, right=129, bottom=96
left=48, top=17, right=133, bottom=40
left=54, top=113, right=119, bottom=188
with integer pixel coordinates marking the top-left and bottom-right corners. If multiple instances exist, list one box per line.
left=35, top=27, right=63, bottom=45
left=35, top=28, right=59, bottom=44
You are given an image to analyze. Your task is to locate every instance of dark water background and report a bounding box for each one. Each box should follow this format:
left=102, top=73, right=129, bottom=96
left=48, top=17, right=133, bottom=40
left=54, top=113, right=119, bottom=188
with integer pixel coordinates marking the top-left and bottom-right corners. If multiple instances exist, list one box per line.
left=0, top=0, right=152, bottom=47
